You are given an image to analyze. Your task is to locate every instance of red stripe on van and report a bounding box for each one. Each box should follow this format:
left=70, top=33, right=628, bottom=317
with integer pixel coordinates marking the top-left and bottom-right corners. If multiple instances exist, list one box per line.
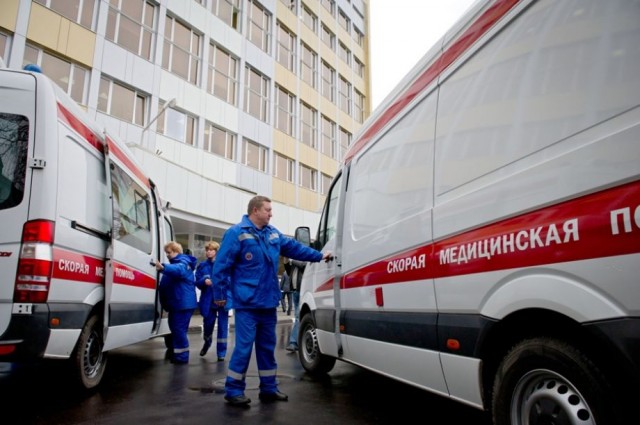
left=343, top=0, right=520, bottom=164
left=338, top=180, right=640, bottom=290
left=57, top=103, right=104, bottom=154
left=106, top=136, right=151, bottom=189
left=112, top=261, right=156, bottom=289
left=52, top=248, right=105, bottom=284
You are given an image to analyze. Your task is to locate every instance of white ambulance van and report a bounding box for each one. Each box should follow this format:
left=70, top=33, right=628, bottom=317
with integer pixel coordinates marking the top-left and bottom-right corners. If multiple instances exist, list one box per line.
left=0, top=66, right=172, bottom=389
left=295, top=0, right=640, bottom=423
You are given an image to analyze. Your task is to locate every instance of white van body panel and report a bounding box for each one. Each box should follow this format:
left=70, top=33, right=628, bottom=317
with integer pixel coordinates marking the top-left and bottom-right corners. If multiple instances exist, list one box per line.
left=0, top=68, right=172, bottom=389
left=297, top=0, right=640, bottom=423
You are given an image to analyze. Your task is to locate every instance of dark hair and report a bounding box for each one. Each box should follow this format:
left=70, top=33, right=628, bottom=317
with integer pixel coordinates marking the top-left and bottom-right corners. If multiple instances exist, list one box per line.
left=247, top=195, right=271, bottom=215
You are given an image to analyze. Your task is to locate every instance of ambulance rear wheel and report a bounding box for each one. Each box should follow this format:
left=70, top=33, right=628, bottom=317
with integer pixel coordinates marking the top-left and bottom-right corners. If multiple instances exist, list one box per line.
left=492, top=337, right=619, bottom=425
left=299, top=313, right=336, bottom=375
left=72, top=314, right=108, bottom=390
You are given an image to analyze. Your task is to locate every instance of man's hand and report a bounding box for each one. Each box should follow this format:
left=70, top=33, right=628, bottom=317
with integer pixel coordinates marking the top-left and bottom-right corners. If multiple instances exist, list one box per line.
left=214, top=300, right=227, bottom=307
left=322, top=251, right=333, bottom=262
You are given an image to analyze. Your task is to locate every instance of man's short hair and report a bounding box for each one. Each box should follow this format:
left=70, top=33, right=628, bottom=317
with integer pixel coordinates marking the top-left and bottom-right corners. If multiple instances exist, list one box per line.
left=247, top=195, right=271, bottom=215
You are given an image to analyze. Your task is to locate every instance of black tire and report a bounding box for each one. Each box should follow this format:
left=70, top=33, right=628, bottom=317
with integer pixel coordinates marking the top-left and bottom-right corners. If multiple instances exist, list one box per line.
left=492, top=337, right=621, bottom=425
left=72, top=314, right=107, bottom=390
left=298, top=313, right=336, bottom=375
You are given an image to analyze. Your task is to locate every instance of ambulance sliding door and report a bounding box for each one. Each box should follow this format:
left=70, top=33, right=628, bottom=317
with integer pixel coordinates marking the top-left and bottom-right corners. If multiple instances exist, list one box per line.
left=103, top=141, right=159, bottom=351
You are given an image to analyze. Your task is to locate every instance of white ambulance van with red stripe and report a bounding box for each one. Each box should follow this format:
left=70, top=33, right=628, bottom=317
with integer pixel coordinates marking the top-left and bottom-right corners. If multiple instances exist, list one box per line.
left=0, top=66, right=172, bottom=389
left=295, top=0, right=640, bottom=423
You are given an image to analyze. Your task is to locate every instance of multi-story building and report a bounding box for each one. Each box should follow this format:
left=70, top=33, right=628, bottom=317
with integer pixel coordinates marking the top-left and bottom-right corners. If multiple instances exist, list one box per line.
left=0, top=0, right=371, bottom=257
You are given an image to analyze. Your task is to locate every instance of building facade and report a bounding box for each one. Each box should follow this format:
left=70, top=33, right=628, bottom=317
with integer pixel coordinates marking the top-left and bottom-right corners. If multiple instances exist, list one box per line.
left=0, top=0, right=371, bottom=258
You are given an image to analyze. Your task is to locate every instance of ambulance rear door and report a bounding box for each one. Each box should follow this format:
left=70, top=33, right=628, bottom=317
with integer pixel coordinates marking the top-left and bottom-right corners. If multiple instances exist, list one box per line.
left=0, top=70, right=35, bottom=340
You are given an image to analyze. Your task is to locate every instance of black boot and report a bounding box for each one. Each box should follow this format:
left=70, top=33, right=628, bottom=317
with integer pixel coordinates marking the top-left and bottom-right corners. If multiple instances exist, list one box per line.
left=200, top=336, right=212, bottom=356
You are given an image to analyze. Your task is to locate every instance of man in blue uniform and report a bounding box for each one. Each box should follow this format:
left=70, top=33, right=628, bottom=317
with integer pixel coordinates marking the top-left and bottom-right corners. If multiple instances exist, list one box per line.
left=213, top=195, right=331, bottom=406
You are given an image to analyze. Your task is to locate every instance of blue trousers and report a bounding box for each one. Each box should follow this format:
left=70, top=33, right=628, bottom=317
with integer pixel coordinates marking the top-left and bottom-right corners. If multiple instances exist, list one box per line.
left=225, top=308, right=278, bottom=397
left=168, top=308, right=194, bottom=362
left=202, top=305, right=229, bottom=357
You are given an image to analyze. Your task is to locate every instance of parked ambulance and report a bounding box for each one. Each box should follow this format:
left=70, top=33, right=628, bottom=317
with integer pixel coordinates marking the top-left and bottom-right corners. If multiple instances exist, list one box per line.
left=0, top=65, right=173, bottom=389
left=295, top=0, right=640, bottom=424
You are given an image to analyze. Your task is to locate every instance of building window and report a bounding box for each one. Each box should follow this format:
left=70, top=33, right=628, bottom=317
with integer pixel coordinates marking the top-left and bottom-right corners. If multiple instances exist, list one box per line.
left=321, top=172, right=332, bottom=195
left=299, top=163, right=317, bottom=191
left=162, top=16, right=201, bottom=84
left=276, top=86, right=295, bottom=136
left=320, top=0, right=334, bottom=16
left=106, top=0, right=157, bottom=61
left=212, top=0, right=241, bottom=31
left=353, top=56, right=364, bottom=78
left=354, top=89, right=365, bottom=124
left=97, top=77, right=146, bottom=126
left=301, top=3, right=317, bottom=32
left=339, top=126, right=351, bottom=160
left=320, top=24, right=334, bottom=50
left=300, top=43, right=317, bottom=88
left=247, top=0, right=271, bottom=53
left=338, top=41, right=350, bottom=66
left=23, top=45, right=89, bottom=105
left=338, top=75, right=351, bottom=114
left=300, top=102, right=317, bottom=149
left=204, top=122, right=236, bottom=160
left=157, top=100, right=197, bottom=145
left=273, top=151, right=294, bottom=182
left=244, top=66, right=269, bottom=122
left=321, top=115, right=337, bottom=159
left=242, top=138, right=267, bottom=172
left=208, top=43, right=238, bottom=105
left=353, top=26, right=364, bottom=47
left=34, top=0, right=96, bottom=30
left=279, top=0, right=296, bottom=14
left=338, top=8, right=350, bottom=33
left=276, top=22, right=295, bottom=72
left=321, top=61, right=335, bottom=102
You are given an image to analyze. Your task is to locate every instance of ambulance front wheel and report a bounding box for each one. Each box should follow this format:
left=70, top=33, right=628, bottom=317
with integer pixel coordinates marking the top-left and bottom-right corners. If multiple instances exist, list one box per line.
left=298, top=313, right=336, bottom=375
left=72, top=314, right=108, bottom=390
left=492, top=337, right=620, bottom=425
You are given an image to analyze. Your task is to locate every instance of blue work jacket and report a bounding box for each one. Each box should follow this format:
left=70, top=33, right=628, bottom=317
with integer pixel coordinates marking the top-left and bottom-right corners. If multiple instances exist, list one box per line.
left=159, top=253, right=198, bottom=311
left=212, top=215, right=323, bottom=309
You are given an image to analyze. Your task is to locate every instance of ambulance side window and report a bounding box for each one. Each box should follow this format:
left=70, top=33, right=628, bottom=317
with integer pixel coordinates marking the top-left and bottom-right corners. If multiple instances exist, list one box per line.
left=0, top=113, right=28, bottom=210
left=110, top=162, right=152, bottom=253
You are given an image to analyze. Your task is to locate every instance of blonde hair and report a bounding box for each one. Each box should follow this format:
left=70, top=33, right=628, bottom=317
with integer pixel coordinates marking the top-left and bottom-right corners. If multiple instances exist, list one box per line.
left=205, top=241, right=220, bottom=251
left=164, top=241, right=183, bottom=254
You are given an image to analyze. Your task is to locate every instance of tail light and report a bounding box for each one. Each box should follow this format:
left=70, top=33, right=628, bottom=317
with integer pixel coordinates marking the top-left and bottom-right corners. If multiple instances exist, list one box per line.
left=14, top=220, right=54, bottom=303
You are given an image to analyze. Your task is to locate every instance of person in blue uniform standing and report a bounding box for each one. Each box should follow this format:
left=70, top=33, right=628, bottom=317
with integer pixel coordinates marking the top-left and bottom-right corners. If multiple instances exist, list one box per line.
left=195, top=241, right=229, bottom=361
left=213, top=195, right=332, bottom=406
left=154, top=241, right=197, bottom=364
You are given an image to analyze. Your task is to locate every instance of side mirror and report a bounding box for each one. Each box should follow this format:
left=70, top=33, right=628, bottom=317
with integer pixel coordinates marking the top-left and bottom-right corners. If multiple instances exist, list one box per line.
left=294, top=226, right=311, bottom=247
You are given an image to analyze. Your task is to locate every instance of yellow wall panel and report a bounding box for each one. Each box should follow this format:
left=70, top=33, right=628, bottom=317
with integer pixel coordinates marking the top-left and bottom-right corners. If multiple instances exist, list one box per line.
left=298, top=143, right=317, bottom=167
left=320, top=155, right=338, bottom=175
left=28, top=4, right=62, bottom=51
left=28, top=3, right=95, bottom=67
left=275, top=63, right=297, bottom=94
left=299, top=187, right=320, bottom=212
left=0, top=0, right=19, bottom=32
left=272, top=178, right=296, bottom=206
left=66, top=25, right=95, bottom=67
